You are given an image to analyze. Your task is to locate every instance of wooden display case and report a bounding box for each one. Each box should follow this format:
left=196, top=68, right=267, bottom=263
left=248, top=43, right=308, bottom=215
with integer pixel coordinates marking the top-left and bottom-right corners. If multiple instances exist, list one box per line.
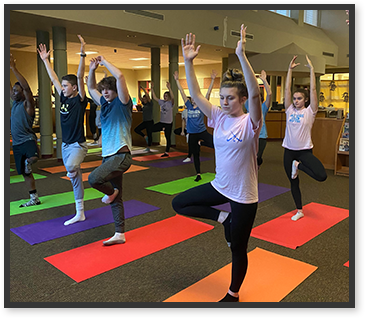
left=334, top=114, right=349, bottom=177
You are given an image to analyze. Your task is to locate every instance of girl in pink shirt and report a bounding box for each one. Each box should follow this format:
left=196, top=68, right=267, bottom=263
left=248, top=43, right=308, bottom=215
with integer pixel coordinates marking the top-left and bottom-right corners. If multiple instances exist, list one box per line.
left=172, top=24, right=262, bottom=302
left=283, top=55, right=327, bottom=221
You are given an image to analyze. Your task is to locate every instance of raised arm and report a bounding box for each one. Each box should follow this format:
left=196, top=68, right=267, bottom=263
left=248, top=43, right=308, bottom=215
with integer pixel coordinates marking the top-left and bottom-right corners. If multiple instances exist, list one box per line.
left=87, top=58, right=102, bottom=106
left=182, top=33, right=213, bottom=118
left=285, top=56, right=300, bottom=111
left=10, top=54, right=35, bottom=116
left=235, top=24, right=261, bottom=126
left=140, top=86, right=151, bottom=103
left=97, top=55, right=129, bottom=104
left=166, top=81, right=174, bottom=106
left=37, top=43, right=62, bottom=95
left=173, top=71, right=188, bottom=104
left=205, top=69, right=217, bottom=100
left=259, top=70, right=272, bottom=110
left=76, top=35, right=86, bottom=101
left=150, top=82, right=160, bottom=102
left=305, top=55, right=318, bottom=113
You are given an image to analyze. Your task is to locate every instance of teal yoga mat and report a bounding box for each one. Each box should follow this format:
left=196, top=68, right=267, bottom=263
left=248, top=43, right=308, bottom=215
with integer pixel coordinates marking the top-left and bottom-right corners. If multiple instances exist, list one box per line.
left=10, top=173, right=47, bottom=184
left=145, top=172, right=216, bottom=195
left=10, top=188, right=103, bottom=216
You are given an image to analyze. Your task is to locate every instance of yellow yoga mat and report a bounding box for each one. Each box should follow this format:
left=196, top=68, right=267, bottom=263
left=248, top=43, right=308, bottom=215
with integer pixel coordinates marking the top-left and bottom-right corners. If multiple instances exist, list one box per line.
left=164, top=247, right=317, bottom=302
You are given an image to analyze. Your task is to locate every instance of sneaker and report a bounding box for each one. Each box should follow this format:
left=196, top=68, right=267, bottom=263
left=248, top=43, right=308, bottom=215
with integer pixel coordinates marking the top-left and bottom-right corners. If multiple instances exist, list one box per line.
left=291, top=160, right=299, bottom=179
left=183, top=157, right=191, bottom=163
left=24, top=159, right=32, bottom=174
left=161, top=153, right=169, bottom=158
left=19, top=198, right=41, bottom=208
left=194, top=175, right=202, bottom=182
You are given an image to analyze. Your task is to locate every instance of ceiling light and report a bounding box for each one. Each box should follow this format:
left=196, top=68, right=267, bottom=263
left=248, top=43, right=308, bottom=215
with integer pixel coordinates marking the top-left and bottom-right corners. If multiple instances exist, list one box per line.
left=130, top=58, right=149, bottom=61
left=178, top=62, right=185, bottom=65
left=76, top=51, right=98, bottom=55
left=127, top=35, right=137, bottom=38
left=133, top=66, right=148, bottom=69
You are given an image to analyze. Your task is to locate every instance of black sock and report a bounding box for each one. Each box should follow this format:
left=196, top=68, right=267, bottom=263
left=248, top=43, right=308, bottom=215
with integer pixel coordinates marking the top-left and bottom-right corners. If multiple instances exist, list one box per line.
left=194, top=175, right=202, bottom=182
left=29, top=189, right=37, bottom=195
left=219, top=293, right=239, bottom=302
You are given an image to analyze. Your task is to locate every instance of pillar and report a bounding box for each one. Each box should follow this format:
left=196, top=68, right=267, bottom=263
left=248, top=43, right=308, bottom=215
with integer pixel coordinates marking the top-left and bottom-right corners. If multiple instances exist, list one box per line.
left=168, top=44, right=179, bottom=146
left=270, top=75, right=277, bottom=106
left=222, top=57, right=228, bottom=76
left=151, top=47, right=161, bottom=144
left=52, top=26, right=68, bottom=159
left=36, top=30, right=53, bottom=158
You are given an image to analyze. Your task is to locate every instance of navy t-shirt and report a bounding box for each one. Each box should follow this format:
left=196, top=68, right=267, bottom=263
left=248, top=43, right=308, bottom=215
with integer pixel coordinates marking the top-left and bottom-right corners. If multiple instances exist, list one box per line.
left=60, top=92, right=87, bottom=144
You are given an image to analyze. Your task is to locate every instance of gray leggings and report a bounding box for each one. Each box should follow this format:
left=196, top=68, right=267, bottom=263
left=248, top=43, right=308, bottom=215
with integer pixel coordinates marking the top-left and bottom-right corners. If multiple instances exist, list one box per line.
left=88, top=152, right=132, bottom=233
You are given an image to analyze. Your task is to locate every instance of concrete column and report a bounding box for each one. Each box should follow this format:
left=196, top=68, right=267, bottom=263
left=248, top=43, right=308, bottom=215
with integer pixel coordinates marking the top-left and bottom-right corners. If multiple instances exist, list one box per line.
left=36, top=30, right=53, bottom=158
left=270, top=76, right=277, bottom=106
left=316, top=76, right=321, bottom=101
left=222, top=57, right=228, bottom=76
left=52, top=26, right=68, bottom=159
left=169, top=44, right=179, bottom=146
left=151, top=47, right=161, bottom=144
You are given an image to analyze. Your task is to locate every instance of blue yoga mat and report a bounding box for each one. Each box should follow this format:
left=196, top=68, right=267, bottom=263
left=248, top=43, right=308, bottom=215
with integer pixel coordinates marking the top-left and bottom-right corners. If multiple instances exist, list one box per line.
left=11, top=200, right=160, bottom=245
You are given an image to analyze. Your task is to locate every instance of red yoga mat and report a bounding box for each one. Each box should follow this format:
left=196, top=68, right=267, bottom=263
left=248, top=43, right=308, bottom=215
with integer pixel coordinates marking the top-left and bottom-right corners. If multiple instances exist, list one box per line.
left=344, top=261, right=349, bottom=267
left=44, top=215, right=214, bottom=283
left=251, top=202, right=349, bottom=249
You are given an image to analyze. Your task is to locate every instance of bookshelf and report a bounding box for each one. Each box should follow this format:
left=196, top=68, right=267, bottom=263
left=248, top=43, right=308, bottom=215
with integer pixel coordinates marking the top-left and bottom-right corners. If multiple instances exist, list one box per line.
left=334, top=113, right=349, bottom=177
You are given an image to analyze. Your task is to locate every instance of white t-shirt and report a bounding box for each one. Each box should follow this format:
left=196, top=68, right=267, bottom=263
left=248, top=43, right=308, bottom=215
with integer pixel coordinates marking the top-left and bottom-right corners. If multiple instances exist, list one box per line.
left=208, top=105, right=262, bottom=204
left=282, top=105, right=317, bottom=150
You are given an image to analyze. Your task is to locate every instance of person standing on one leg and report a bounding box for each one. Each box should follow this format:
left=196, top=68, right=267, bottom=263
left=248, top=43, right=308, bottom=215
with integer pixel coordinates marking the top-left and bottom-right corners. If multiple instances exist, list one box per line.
left=38, top=35, right=88, bottom=225
left=173, top=71, right=213, bottom=182
left=173, top=24, right=262, bottom=302
left=10, top=54, right=41, bottom=207
left=283, top=55, right=327, bottom=221
left=87, top=55, right=133, bottom=246
left=134, top=85, right=154, bottom=152
left=151, top=81, right=174, bottom=157
left=245, top=69, right=272, bottom=167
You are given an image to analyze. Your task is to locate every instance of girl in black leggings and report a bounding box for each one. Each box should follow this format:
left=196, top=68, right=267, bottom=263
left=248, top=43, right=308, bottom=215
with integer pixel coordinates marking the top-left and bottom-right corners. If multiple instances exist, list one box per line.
left=282, top=55, right=327, bottom=221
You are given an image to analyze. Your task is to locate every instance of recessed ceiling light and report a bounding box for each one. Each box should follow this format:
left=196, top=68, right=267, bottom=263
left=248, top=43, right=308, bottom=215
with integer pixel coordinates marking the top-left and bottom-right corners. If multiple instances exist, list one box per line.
left=127, top=35, right=137, bottom=38
left=215, top=48, right=222, bottom=52
left=76, top=51, right=98, bottom=55
left=130, top=58, right=149, bottom=61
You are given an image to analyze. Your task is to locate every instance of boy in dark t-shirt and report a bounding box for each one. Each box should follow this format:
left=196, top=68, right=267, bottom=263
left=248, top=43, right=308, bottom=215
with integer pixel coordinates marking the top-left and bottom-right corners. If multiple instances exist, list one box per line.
left=38, top=35, right=88, bottom=226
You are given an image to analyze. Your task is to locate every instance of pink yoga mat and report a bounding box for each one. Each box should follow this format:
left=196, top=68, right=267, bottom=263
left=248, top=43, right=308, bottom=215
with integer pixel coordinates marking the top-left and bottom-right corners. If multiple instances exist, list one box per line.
left=45, top=215, right=214, bottom=282
left=251, top=202, right=349, bottom=249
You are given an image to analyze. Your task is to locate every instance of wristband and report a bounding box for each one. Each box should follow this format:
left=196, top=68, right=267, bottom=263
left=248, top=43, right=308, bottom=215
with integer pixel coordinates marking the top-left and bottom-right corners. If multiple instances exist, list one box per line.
left=80, top=53, right=86, bottom=57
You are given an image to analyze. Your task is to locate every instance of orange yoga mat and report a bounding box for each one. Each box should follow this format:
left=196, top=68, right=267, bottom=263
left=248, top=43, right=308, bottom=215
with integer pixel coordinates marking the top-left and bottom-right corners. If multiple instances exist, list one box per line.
left=40, top=160, right=103, bottom=174
left=60, top=165, right=149, bottom=181
left=132, top=152, right=188, bottom=162
left=344, top=261, right=349, bottom=267
left=164, top=247, right=317, bottom=302
left=250, top=202, right=349, bottom=249
left=45, top=215, right=214, bottom=283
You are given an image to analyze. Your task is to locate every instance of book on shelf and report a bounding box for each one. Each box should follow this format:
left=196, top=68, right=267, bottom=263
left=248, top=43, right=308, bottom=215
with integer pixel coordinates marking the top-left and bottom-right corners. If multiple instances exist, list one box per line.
left=339, top=138, right=349, bottom=152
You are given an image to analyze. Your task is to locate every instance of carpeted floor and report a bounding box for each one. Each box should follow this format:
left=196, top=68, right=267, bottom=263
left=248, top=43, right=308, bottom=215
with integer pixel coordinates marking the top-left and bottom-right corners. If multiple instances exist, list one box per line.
left=7, top=140, right=351, bottom=305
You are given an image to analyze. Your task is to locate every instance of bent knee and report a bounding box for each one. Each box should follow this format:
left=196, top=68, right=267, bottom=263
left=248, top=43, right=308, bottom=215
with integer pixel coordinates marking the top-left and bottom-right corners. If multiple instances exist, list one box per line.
left=318, top=172, right=327, bottom=182
left=172, top=196, right=184, bottom=214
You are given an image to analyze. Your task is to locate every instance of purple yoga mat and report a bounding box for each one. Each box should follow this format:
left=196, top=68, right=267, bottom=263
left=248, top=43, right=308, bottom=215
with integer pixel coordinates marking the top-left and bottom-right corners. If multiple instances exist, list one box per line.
left=147, top=156, right=212, bottom=168
left=213, top=183, right=290, bottom=211
left=11, top=200, right=160, bottom=245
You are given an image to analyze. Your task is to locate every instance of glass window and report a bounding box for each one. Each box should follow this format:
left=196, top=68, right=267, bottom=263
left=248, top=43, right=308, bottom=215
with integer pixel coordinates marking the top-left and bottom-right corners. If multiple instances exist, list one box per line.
left=269, top=10, right=290, bottom=17
left=304, top=10, right=318, bottom=26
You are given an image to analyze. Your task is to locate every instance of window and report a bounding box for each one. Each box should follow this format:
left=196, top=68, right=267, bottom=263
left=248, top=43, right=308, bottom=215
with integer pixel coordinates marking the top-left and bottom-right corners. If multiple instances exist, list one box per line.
left=304, top=10, right=318, bottom=26
left=269, top=10, right=290, bottom=17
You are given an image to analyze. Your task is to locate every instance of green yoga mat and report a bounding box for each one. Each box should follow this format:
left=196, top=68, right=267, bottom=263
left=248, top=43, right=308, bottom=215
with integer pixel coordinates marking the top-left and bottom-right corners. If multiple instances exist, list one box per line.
left=10, top=188, right=103, bottom=216
left=87, top=148, right=102, bottom=154
left=10, top=168, right=15, bottom=172
left=145, top=172, right=216, bottom=195
left=10, top=173, right=47, bottom=184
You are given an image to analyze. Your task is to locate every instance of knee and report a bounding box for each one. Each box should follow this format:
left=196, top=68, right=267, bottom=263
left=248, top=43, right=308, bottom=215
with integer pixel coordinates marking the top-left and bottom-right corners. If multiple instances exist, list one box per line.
left=318, top=171, right=327, bottom=182
left=67, top=169, right=78, bottom=179
left=88, top=171, right=99, bottom=187
left=172, top=196, right=184, bottom=215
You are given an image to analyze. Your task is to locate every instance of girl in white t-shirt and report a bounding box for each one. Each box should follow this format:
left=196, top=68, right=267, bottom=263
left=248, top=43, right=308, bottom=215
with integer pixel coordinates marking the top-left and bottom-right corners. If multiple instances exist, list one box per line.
left=172, top=24, right=262, bottom=302
left=283, top=55, right=327, bottom=221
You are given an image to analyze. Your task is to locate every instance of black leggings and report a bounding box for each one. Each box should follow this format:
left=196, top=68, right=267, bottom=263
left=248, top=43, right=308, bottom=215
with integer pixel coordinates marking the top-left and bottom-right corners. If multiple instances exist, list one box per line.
left=172, top=183, right=257, bottom=293
left=257, top=138, right=267, bottom=166
left=134, top=120, right=154, bottom=146
left=283, top=148, right=327, bottom=209
left=188, top=130, right=214, bottom=174
left=152, top=122, right=172, bottom=152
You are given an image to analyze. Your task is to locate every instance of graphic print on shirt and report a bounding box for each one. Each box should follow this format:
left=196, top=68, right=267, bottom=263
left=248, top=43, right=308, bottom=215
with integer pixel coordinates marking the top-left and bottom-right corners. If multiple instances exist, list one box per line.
left=227, top=131, right=243, bottom=142
left=60, top=103, right=69, bottom=114
left=289, top=113, right=304, bottom=123
left=188, top=109, right=201, bottom=118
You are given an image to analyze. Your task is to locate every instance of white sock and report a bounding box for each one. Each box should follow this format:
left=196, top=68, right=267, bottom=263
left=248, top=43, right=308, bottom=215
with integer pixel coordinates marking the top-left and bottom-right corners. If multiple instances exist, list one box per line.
left=101, top=188, right=119, bottom=204
left=291, top=210, right=304, bottom=221
left=103, top=232, right=126, bottom=245
left=64, top=199, right=85, bottom=226
left=218, top=211, right=229, bottom=224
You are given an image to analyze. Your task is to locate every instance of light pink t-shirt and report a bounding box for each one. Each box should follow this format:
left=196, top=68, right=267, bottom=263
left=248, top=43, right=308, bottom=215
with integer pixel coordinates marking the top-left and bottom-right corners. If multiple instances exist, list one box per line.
left=282, top=105, right=317, bottom=150
left=208, top=106, right=262, bottom=204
